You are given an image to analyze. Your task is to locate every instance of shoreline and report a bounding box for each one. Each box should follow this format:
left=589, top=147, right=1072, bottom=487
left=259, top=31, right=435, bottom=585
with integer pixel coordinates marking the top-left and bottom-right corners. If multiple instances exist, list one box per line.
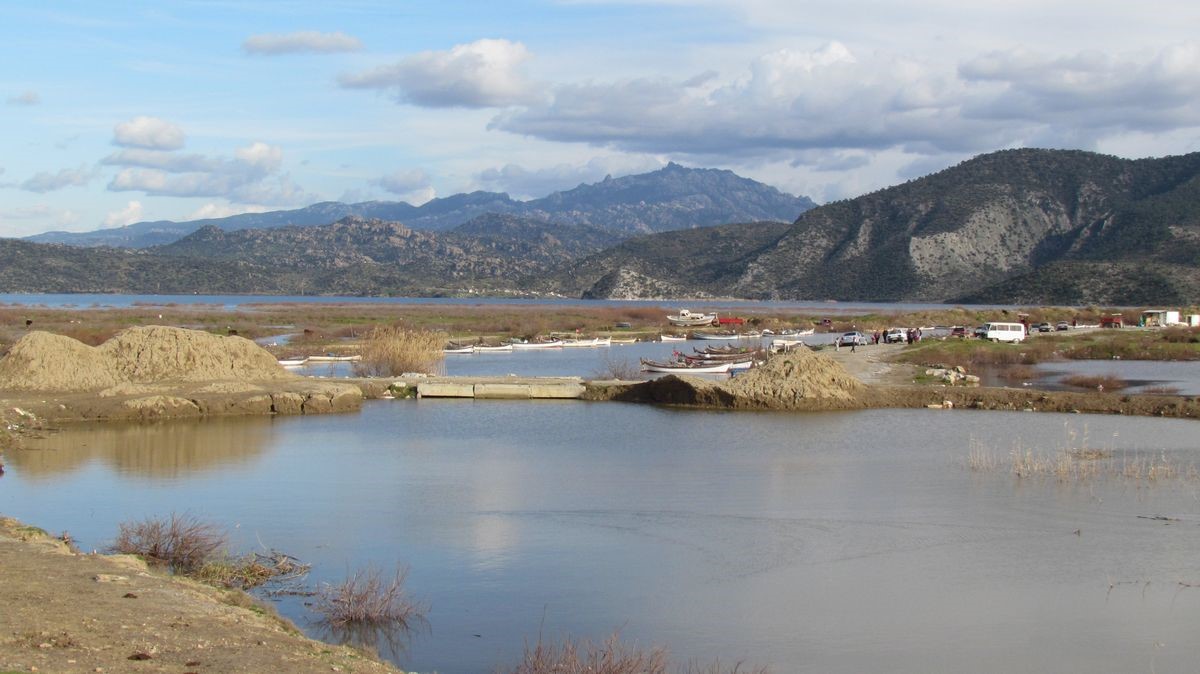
left=0, top=517, right=403, bottom=674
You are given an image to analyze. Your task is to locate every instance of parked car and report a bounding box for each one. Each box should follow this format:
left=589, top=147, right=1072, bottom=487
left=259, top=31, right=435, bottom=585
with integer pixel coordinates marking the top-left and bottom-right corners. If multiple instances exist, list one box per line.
left=974, top=325, right=988, bottom=338
left=838, top=331, right=869, bottom=347
left=1036, top=322, right=1053, bottom=333
left=884, top=328, right=907, bottom=343
left=1055, top=321, right=1070, bottom=331
left=950, top=326, right=968, bottom=338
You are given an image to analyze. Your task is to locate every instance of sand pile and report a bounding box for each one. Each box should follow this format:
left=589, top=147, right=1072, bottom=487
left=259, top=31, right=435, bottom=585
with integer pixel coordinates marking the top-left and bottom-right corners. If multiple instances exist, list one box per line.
left=0, top=326, right=295, bottom=392
left=723, top=348, right=866, bottom=406
left=629, top=346, right=867, bottom=410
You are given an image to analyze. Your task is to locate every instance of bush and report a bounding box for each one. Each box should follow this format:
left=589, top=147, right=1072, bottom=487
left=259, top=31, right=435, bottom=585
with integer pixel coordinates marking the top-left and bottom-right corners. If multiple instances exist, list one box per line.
left=110, top=513, right=226, bottom=573
left=353, top=325, right=445, bottom=377
left=594, top=354, right=641, bottom=380
left=313, top=565, right=426, bottom=629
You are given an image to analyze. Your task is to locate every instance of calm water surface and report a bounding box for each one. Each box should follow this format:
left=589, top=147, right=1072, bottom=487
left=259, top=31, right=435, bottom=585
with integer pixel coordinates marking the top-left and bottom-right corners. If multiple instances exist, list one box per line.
left=4, top=404, right=1200, bottom=673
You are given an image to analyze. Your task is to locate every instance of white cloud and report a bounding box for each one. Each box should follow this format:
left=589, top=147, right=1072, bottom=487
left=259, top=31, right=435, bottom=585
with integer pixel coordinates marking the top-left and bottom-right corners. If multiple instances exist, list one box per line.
left=491, top=41, right=1200, bottom=163
left=242, top=30, right=363, bottom=55
left=374, top=169, right=430, bottom=194
left=103, top=200, right=143, bottom=227
left=6, top=90, right=40, bottom=106
left=234, top=141, right=283, bottom=172
left=105, top=141, right=309, bottom=205
left=20, top=165, right=94, bottom=192
left=186, top=203, right=269, bottom=221
left=112, top=116, right=186, bottom=150
left=339, top=38, right=541, bottom=108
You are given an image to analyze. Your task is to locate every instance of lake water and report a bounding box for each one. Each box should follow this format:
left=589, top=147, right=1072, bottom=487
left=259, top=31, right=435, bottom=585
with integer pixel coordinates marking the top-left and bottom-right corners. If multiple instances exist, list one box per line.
left=4, top=403, right=1200, bottom=673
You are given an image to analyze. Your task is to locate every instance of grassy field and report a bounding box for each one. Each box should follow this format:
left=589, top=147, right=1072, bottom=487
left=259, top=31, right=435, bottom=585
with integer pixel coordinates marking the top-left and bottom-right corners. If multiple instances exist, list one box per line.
left=2, top=301, right=1197, bottom=362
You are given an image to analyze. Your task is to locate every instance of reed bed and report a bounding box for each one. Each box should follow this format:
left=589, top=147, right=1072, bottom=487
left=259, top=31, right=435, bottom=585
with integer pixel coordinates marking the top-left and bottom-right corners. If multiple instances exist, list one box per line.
left=110, top=512, right=227, bottom=573
left=966, top=438, right=1197, bottom=483
left=353, top=325, right=445, bottom=376
left=1060, top=374, right=1129, bottom=391
left=313, top=565, right=426, bottom=629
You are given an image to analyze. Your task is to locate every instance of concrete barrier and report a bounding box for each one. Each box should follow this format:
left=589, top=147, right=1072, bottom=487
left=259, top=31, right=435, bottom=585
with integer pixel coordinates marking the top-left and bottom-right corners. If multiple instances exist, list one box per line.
left=474, top=383, right=531, bottom=399
left=417, top=382, right=476, bottom=398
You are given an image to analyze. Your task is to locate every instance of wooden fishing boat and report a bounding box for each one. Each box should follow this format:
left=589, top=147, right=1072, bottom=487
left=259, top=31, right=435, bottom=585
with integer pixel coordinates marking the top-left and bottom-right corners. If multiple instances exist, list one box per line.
left=306, top=354, right=362, bottom=362
left=277, top=357, right=309, bottom=367
left=691, top=331, right=745, bottom=340
left=443, top=343, right=474, bottom=354
left=473, top=343, right=513, bottom=353
left=667, top=309, right=718, bottom=326
left=659, top=334, right=687, bottom=342
left=510, top=339, right=564, bottom=349
left=560, top=336, right=612, bottom=347
left=640, top=358, right=732, bottom=374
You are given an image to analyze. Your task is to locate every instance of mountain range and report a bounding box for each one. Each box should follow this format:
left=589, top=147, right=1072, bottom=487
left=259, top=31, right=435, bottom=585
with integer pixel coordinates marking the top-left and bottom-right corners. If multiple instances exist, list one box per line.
left=548, top=149, right=1200, bottom=304
left=4, top=149, right=1199, bottom=304
left=27, top=163, right=815, bottom=248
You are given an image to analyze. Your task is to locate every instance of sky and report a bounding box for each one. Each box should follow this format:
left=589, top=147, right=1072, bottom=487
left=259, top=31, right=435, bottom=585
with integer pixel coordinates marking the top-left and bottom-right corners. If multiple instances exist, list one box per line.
left=2, top=0, right=1200, bottom=237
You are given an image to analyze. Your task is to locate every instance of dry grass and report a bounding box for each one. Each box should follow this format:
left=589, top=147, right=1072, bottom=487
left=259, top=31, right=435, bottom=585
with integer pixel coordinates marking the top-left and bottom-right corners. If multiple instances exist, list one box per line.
left=967, top=437, right=1196, bottom=484
left=1060, top=374, right=1128, bottom=391
left=110, top=513, right=226, bottom=573
left=352, top=325, right=445, bottom=377
left=594, top=354, right=642, bottom=380
left=313, top=565, right=426, bottom=629
left=503, top=635, right=768, bottom=674
left=193, top=550, right=311, bottom=590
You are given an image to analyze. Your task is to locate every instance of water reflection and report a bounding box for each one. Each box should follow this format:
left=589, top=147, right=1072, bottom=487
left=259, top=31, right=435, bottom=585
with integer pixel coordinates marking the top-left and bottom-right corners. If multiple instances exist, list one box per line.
left=12, top=417, right=273, bottom=480
left=5, top=404, right=1200, bottom=673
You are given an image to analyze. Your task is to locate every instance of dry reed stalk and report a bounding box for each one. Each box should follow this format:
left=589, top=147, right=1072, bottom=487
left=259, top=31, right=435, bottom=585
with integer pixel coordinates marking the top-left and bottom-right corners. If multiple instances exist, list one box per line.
left=353, top=325, right=445, bottom=376
left=110, top=513, right=227, bottom=573
left=314, top=565, right=426, bottom=629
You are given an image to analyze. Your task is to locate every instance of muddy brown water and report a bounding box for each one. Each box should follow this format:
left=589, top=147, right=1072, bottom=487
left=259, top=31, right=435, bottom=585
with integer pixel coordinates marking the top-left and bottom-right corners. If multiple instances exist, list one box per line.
left=4, top=402, right=1200, bottom=673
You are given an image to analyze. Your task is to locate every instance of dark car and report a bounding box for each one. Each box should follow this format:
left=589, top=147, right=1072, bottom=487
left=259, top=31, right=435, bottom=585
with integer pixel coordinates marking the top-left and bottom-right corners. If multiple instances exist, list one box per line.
left=950, top=326, right=968, bottom=338
left=1036, top=322, right=1053, bottom=332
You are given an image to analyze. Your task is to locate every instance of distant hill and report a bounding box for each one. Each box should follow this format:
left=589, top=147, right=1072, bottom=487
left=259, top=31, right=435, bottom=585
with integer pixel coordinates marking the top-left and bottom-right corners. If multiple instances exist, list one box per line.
left=551, top=149, right=1200, bottom=304
left=26, top=164, right=815, bottom=248
left=7, top=149, right=1199, bottom=305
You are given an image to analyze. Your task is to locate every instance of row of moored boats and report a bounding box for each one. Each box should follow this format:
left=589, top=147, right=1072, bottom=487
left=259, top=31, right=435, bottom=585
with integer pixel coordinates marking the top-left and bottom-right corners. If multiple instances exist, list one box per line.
left=640, top=344, right=767, bottom=374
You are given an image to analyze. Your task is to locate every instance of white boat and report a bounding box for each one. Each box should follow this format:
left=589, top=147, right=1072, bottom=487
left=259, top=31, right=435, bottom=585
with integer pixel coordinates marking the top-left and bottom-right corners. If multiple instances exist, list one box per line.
left=640, top=358, right=732, bottom=374
left=443, top=344, right=474, bottom=354
left=659, top=334, right=687, bottom=342
left=473, top=344, right=513, bottom=353
left=771, top=337, right=808, bottom=350
left=667, top=309, right=718, bottom=327
left=610, top=337, right=638, bottom=345
left=691, top=331, right=745, bottom=340
left=277, top=357, right=308, bottom=367
left=561, top=336, right=612, bottom=347
left=306, top=354, right=362, bottom=362
left=510, top=339, right=563, bottom=349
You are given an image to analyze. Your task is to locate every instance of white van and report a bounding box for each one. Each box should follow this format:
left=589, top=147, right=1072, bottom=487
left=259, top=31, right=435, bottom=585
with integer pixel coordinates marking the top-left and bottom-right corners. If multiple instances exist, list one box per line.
left=983, top=322, right=1026, bottom=343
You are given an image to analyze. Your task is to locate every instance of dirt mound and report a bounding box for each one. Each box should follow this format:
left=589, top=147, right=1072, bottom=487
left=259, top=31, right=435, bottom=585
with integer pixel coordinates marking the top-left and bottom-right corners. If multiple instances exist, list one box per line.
left=0, top=327, right=295, bottom=392
left=0, top=332, right=119, bottom=391
left=620, top=347, right=868, bottom=410
left=723, top=348, right=866, bottom=406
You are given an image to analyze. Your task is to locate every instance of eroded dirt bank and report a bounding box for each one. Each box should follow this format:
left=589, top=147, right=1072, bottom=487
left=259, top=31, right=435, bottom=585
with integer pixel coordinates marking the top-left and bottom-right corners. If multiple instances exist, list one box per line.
left=0, top=518, right=402, bottom=674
